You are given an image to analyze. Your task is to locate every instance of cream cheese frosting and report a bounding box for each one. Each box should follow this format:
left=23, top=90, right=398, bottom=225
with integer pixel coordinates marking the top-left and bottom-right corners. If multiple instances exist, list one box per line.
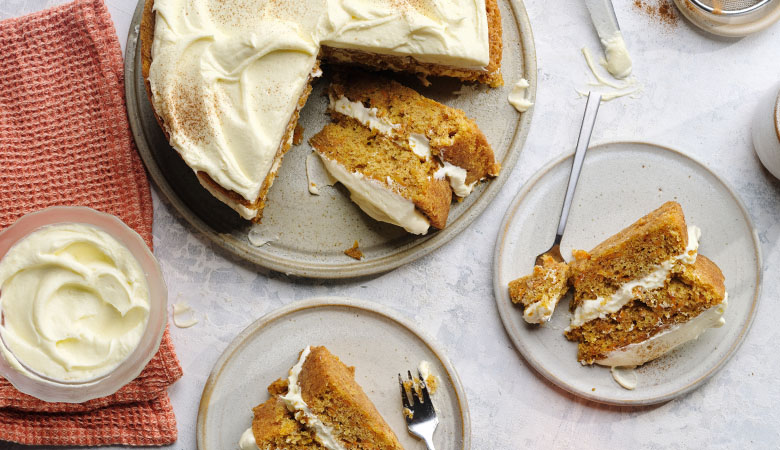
left=238, top=427, right=259, bottom=450
left=0, top=224, right=150, bottom=383
left=172, top=301, right=198, bottom=328
left=319, top=0, right=490, bottom=69
left=408, top=133, right=433, bottom=160
left=508, top=78, right=533, bottom=112
left=434, top=162, right=477, bottom=197
left=521, top=270, right=560, bottom=324
left=597, top=295, right=728, bottom=368
left=150, top=0, right=491, bottom=217
left=601, top=31, right=633, bottom=80
left=149, top=3, right=319, bottom=204
left=316, top=153, right=431, bottom=235
left=329, top=95, right=400, bottom=135
left=567, top=226, right=701, bottom=331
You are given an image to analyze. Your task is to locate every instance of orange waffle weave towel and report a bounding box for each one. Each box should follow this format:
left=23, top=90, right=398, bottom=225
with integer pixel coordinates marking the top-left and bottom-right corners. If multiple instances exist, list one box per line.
left=0, top=0, right=182, bottom=445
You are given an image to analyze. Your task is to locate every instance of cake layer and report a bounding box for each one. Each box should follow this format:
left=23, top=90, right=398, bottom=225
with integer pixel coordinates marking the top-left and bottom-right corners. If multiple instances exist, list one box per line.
left=569, top=201, right=690, bottom=306
left=310, top=118, right=452, bottom=233
left=297, top=347, right=403, bottom=450
left=509, top=254, right=571, bottom=324
left=240, top=396, right=325, bottom=450
left=566, top=255, right=726, bottom=364
left=328, top=72, right=500, bottom=194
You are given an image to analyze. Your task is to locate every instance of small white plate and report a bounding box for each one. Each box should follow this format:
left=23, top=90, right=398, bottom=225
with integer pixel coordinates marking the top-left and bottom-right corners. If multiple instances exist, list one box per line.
left=197, top=297, right=470, bottom=449
left=493, top=142, right=762, bottom=405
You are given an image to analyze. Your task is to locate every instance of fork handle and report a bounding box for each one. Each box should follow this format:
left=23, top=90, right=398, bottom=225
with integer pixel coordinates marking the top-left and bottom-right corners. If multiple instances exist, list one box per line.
left=554, top=92, right=602, bottom=244
left=422, top=435, right=436, bottom=450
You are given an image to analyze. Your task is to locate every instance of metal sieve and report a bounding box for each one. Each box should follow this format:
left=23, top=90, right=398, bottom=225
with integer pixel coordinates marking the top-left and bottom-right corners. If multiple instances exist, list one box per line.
left=688, top=0, right=772, bottom=15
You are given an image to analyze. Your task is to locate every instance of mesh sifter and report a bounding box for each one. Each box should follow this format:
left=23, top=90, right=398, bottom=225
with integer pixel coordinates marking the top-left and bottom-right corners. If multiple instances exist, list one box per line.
left=689, top=0, right=772, bottom=15
left=674, top=0, right=780, bottom=35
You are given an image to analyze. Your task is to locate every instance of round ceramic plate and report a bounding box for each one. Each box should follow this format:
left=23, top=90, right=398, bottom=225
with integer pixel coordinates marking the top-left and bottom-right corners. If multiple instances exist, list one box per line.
left=124, top=0, right=537, bottom=278
left=197, top=297, right=470, bottom=449
left=493, top=142, right=762, bottom=405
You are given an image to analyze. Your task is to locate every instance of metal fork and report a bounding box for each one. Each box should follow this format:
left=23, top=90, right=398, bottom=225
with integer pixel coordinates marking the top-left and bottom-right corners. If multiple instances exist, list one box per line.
left=534, top=91, right=601, bottom=267
left=399, top=370, right=438, bottom=450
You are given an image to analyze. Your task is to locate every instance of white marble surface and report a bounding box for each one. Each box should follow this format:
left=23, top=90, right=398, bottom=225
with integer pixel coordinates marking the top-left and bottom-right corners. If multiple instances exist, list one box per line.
left=2, top=0, right=780, bottom=448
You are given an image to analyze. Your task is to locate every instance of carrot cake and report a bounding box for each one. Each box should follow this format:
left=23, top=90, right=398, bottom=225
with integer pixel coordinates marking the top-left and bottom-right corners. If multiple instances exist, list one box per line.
left=563, top=202, right=727, bottom=367
left=239, top=346, right=403, bottom=450
left=310, top=73, right=499, bottom=234
left=509, top=254, right=570, bottom=324
left=326, top=72, right=500, bottom=198
left=141, top=0, right=503, bottom=222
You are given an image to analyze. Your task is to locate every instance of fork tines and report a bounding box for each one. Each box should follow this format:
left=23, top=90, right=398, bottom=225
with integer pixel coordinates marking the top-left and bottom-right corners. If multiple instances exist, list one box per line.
left=398, top=370, right=434, bottom=419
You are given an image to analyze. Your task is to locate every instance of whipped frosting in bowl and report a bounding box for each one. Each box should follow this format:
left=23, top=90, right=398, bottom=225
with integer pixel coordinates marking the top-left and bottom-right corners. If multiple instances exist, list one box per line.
left=0, top=207, right=167, bottom=403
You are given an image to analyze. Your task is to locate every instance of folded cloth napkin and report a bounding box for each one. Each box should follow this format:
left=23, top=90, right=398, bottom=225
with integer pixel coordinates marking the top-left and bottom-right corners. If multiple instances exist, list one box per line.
left=0, top=0, right=183, bottom=445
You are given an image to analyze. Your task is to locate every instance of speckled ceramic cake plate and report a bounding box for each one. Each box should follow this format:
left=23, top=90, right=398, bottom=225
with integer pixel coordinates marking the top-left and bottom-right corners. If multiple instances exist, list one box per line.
left=124, top=0, right=537, bottom=279
left=493, top=142, right=762, bottom=406
left=197, top=297, right=470, bottom=450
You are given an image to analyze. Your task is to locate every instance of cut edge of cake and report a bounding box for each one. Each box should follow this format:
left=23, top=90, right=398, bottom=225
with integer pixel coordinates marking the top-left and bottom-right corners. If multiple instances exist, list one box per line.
left=240, top=346, right=403, bottom=450
left=319, top=0, right=504, bottom=87
left=310, top=116, right=453, bottom=235
left=509, top=254, right=571, bottom=324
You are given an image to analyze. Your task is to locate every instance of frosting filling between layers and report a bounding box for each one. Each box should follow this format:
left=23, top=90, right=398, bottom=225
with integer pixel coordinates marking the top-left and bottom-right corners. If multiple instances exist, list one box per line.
left=567, top=226, right=701, bottom=331
left=329, top=94, right=400, bottom=135
left=315, top=153, right=431, bottom=235
left=279, top=346, right=347, bottom=450
left=596, top=295, right=728, bottom=367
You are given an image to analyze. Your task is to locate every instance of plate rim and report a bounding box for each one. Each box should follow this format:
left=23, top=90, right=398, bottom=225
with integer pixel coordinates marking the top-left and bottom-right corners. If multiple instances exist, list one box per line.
left=123, top=0, right=538, bottom=279
left=492, top=140, right=763, bottom=406
left=196, top=296, right=472, bottom=449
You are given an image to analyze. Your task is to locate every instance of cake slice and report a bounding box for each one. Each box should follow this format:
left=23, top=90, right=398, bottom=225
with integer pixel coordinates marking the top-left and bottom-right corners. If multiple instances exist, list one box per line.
left=239, top=396, right=326, bottom=450
left=327, top=72, right=500, bottom=198
left=240, top=346, right=403, bottom=450
left=509, top=254, right=571, bottom=324
left=310, top=117, right=452, bottom=235
left=563, top=202, right=727, bottom=366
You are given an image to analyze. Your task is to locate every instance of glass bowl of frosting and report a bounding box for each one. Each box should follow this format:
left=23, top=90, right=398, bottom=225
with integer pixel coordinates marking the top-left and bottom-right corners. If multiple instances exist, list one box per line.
left=0, top=206, right=167, bottom=403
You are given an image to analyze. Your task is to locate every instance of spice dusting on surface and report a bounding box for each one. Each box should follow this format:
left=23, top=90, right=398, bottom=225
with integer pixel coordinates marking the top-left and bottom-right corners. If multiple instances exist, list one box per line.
left=633, top=0, right=679, bottom=26
left=344, top=240, right=364, bottom=260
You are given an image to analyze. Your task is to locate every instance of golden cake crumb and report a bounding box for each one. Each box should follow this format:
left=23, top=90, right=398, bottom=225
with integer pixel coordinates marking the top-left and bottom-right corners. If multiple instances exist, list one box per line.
left=344, top=241, right=363, bottom=260
left=293, top=124, right=304, bottom=145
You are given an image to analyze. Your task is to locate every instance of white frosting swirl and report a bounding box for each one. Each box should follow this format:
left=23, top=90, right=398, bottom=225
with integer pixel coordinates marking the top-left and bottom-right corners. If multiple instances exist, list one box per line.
left=0, top=224, right=150, bottom=382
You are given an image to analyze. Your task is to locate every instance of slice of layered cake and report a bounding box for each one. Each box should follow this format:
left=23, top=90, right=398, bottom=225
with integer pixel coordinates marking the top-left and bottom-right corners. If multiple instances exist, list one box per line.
left=310, top=118, right=453, bottom=235
left=309, top=73, right=499, bottom=234
left=239, top=346, right=403, bottom=450
left=564, top=202, right=727, bottom=367
left=509, top=254, right=571, bottom=324
left=327, top=72, right=500, bottom=198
